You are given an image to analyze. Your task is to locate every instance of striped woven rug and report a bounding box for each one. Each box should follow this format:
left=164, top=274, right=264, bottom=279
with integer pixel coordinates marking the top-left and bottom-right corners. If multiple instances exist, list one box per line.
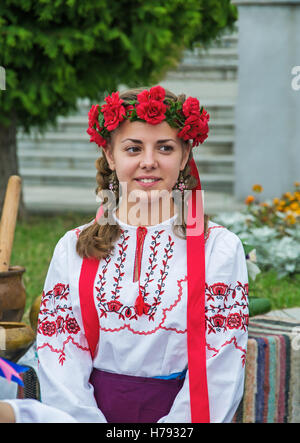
left=233, top=315, right=300, bottom=423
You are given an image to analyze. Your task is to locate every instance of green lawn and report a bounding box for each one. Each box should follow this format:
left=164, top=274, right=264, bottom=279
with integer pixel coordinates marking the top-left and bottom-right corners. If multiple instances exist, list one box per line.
left=8, top=212, right=300, bottom=323
left=249, top=270, right=300, bottom=311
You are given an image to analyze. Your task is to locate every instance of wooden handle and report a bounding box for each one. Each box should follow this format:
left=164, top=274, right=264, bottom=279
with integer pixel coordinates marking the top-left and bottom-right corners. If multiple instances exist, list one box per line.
left=0, top=175, right=22, bottom=272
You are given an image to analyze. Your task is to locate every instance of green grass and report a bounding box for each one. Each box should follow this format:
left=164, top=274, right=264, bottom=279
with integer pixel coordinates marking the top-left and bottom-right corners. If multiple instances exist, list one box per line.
left=7, top=212, right=300, bottom=324
left=249, top=270, right=300, bottom=311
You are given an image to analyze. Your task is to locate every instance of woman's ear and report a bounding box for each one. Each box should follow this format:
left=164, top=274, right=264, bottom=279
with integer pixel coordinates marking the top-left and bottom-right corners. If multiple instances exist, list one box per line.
left=180, top=143, right=192, bottom=171
left=102, top=144, right=115, bottom=171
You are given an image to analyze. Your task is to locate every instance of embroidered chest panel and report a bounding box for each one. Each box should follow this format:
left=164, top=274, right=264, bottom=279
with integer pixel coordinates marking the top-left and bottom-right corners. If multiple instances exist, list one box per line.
left=94, top=228, right=188, bottom=335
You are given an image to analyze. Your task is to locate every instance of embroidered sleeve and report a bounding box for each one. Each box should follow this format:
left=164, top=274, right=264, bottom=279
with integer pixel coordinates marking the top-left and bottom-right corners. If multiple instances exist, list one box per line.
left=33, top=234, right=107, bottom=423
left=157, top=231, right=249, bottom=423
left=205, top=232, right=248, bottom=423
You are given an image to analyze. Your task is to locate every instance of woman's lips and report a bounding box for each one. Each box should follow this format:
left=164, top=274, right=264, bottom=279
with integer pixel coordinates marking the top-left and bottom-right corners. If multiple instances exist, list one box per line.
left=134, top=178, right=161, bottom=188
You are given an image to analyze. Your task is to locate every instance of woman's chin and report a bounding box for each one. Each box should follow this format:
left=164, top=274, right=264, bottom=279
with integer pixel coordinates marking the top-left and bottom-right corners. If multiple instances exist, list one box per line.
left=129, top=188, right=172, bottom=205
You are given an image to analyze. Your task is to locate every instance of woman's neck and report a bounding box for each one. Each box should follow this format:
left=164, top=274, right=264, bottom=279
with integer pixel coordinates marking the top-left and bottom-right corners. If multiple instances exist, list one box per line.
left=116, top=198, right=176, bottom=227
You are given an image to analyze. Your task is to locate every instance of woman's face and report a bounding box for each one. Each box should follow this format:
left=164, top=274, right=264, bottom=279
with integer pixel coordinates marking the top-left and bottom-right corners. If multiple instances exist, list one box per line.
left=103, top=120, right=191, bottom=209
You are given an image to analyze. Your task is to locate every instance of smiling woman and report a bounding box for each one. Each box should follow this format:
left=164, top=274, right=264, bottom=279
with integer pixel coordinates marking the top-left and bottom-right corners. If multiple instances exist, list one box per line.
left=0, top=86, right=249, bottom=424
left=77, top=87, right=208, bottom=261
left=103, top=120, right=191, bottom=224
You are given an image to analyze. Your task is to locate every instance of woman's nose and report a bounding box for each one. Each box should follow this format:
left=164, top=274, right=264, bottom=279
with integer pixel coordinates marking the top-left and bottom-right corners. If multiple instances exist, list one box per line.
left=139, top=149, right=158, bottom=169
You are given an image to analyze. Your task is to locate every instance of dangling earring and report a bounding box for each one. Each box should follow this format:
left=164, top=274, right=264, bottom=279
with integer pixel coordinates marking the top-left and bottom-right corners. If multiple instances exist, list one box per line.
left=108, top=170, right=118, bottom=194
left=173, top=170, right=187, bottom=194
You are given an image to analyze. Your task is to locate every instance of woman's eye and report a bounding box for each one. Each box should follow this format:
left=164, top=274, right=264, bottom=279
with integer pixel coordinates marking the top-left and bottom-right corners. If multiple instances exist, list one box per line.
left=159, top=145, right=173, bottom=152
left=126, top=146, right=140, bottom=153
left=125, top=145, right=173, bottom=153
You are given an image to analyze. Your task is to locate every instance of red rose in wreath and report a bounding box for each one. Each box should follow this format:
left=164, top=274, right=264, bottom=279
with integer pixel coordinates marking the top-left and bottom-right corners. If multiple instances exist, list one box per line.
left=101, top=91, right=126, bottom=131
left=136, top=86, right=166, bottom=125
left=182, top=97, right=201, bottom=117
left=136, top=99, right=166, bottom=125
left=88, top=104, right=101, bottom=131
left=87, top=127, right=107, bottom=148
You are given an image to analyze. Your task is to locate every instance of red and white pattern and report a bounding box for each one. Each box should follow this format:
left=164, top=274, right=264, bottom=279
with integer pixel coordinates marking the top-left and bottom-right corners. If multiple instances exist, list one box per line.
left=37, top=283, right=88, bottom=365
left=94, top=229, right=184, bottom=333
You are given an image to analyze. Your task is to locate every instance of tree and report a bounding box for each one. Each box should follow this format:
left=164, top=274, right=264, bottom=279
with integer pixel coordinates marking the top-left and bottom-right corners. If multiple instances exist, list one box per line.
left=0, top=0, right=237, bottom=217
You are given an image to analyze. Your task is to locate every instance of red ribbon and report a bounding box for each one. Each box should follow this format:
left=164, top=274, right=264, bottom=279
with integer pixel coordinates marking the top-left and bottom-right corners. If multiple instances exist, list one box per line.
left=186, top=157, right=210, bottom=422
left=134, top=226, right=148, bottom=316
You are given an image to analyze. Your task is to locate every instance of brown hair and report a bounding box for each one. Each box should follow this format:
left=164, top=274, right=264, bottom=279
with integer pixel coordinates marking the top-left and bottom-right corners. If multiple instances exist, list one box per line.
left=76, top=87, right=209, bottom=260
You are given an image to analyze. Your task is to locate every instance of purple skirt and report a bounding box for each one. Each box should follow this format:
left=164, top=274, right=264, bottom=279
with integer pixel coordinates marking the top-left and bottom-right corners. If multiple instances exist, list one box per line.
left=90, top=369, right=185, bottom=423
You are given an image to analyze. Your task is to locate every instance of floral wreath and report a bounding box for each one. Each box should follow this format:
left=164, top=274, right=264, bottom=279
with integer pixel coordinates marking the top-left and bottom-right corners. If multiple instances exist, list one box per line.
left=87, top=85, right=210, bottom=149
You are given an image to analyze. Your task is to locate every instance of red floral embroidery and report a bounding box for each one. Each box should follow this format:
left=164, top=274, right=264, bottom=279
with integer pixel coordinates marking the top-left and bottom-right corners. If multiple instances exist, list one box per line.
left=53, top=283, right=67, bottom=297
left=206, top=282, right=230, bottom=301
left=65, top=316, right=80, bottom=334
left=211, top=314, right=226, bottom=328
left=37, top=282, right=84, bottom=365
left=205, top=280, right=249, bottom=334
left=107, top=300, right=123, bottom=312
left=41, top=321, right=56, bottom=337
left=124, top=307, right=132, bottom=318
left=96, top=230, right=176, bottom=327
left=99, top=276, right=187, bottom=335
left=226, top=313, right=242, bottom=329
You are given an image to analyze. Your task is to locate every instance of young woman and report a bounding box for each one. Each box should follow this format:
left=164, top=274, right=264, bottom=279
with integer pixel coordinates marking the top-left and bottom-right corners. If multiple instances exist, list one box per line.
left=0, top=86, right=249, bottom=423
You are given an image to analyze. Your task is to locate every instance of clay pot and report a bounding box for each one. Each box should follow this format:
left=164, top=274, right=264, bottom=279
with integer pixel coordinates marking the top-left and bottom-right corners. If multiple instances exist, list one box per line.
left=0, top=322, right=35, bottom=362
left=0, top=266, right=26, bottom=322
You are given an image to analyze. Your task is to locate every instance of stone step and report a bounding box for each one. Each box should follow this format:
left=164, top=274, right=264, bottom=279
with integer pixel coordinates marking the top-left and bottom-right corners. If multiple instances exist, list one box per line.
left=166, top=65, right=237, bottom=81
left=182, top=47, right=238, bottom=64
left=23, top=185, right=242, bottom=215
left=17, top=148, right=99, bottom=170
left=210, top=33, right=239, bottom=49
left=167, top=46, right=238, bottom=82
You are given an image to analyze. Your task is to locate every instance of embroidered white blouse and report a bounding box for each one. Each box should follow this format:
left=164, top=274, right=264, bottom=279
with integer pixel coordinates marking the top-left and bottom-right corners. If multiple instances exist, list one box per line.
left=5, top=213, right=249, bottom=423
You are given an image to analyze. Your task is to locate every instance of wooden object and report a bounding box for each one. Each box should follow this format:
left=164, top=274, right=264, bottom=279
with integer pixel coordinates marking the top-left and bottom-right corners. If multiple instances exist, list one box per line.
left=0, top=175, right=26, bottom=322
left=0, top=322, right=35, bottom=362
left=0, top=175, right=22, bottom=273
